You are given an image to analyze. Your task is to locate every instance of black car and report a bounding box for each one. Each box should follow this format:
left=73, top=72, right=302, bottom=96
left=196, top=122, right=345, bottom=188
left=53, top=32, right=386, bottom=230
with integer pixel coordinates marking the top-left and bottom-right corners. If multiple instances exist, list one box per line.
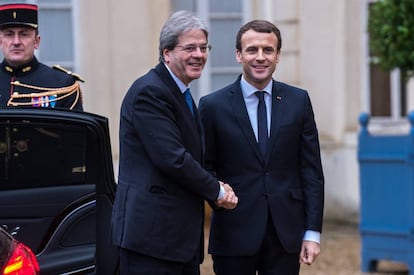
left=0, top=109, right=118, bottom=274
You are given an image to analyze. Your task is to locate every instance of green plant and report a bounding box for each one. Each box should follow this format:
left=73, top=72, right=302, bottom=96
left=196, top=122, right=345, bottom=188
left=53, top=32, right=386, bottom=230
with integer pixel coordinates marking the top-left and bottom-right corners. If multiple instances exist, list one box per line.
left=368, top=0, right=414, bottom=82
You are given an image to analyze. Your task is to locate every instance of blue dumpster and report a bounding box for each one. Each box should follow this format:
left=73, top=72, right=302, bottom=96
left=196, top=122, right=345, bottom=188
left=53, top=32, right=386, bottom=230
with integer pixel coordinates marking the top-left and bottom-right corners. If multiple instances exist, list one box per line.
left=358, top=112, right=414, bottom=274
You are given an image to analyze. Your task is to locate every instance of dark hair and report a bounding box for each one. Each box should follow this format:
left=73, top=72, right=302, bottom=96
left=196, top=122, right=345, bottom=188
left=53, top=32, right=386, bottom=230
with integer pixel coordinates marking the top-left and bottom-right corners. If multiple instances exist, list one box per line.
left=159, top=10, right=209, bottom=62
left=236, top=20, right=282, bottom=52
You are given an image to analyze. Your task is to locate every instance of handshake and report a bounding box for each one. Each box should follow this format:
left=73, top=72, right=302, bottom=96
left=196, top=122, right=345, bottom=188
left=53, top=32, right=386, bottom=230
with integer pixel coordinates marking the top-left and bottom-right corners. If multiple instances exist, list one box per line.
left=216, top=181, right=238, bottom=209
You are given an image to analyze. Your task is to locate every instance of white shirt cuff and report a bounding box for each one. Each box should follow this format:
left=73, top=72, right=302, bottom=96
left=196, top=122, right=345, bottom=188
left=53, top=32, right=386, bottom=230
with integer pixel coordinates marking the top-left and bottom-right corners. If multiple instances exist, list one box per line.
left=303, top=230, right=321, bottom=244
left=217, top=184, right=225, bottom=200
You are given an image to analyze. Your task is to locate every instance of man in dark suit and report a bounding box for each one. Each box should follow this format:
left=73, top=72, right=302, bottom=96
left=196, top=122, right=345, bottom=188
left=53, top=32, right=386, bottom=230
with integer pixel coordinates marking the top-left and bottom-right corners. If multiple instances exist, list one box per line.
left=199, top=20, right=324, bottom=275
left=110, top=10, right=238, bottom=275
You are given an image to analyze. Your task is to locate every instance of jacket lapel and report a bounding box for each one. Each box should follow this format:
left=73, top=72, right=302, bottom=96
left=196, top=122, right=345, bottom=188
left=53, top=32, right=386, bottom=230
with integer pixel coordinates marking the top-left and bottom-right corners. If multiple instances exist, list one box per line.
left=154, top=62, right=203, bottom=145
left=230, top=81, right=264, bottom=162
left=155, top=62, right=199, bottom=125
left=266, top=81, right=284, bottom=163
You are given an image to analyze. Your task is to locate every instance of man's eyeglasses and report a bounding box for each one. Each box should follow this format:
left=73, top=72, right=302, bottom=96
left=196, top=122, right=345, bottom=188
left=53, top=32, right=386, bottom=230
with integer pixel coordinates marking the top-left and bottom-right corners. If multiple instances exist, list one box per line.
left=175, top=44, right=212, bottom=53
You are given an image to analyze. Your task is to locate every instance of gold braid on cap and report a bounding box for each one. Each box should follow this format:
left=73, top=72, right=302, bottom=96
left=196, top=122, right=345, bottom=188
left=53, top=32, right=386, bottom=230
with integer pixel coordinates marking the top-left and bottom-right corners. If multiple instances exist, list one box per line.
left=7, top=80, right=82, bottom=110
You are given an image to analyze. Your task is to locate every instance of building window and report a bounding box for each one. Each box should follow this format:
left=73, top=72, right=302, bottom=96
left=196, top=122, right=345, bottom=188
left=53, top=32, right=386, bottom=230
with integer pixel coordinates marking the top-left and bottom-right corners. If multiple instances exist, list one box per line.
left=367, top=1, right=404, bottom=118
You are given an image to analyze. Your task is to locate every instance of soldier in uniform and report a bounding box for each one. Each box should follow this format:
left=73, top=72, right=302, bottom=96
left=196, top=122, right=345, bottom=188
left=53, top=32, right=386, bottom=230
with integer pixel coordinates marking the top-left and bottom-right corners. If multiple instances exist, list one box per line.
left=0, top=3, right=83, bottom=110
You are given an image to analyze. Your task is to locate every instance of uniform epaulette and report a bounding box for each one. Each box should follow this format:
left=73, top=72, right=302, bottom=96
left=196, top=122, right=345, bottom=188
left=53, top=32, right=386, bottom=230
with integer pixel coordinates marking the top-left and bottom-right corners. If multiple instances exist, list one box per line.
left=52, top=65, right=85, bottom=83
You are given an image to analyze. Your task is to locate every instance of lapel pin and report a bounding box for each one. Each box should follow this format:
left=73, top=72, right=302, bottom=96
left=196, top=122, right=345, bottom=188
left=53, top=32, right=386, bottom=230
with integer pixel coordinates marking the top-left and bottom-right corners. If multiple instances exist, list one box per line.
left=276, top=96, right=282, bottom=100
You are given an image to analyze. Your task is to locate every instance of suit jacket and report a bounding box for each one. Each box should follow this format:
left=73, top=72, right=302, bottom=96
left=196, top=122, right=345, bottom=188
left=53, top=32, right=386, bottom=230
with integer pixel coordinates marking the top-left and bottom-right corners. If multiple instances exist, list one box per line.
left=111, top=62, right=220, bottom=263
left=199, top=76, right=324, bottom=255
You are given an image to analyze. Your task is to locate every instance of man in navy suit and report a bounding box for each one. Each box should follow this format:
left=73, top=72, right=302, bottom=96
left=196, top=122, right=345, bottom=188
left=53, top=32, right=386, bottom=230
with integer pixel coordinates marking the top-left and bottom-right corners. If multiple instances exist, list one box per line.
left=110, top=11, right=238, bottom=275
left=199, top=20, right=324, bottom=275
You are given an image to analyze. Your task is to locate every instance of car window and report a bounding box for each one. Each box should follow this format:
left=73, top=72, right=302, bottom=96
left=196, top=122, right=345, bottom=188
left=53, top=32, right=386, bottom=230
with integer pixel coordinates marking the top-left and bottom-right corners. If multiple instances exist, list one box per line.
left=0, top=122, right=87, bottom=190
left=0, top=110, right=118, bottom=274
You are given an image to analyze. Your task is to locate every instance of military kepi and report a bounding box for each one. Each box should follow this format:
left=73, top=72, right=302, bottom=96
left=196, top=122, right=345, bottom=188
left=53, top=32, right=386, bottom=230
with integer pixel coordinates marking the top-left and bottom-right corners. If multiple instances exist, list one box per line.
left=0, top=3, right=38, bottom=29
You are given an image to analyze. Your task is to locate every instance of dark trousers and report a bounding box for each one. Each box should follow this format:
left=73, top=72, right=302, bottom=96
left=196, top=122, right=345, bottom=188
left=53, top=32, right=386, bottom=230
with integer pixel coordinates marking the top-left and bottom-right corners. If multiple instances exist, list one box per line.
left=212, top=220, right=300, bottom=275
left=119, top=248, right=200, bottom=275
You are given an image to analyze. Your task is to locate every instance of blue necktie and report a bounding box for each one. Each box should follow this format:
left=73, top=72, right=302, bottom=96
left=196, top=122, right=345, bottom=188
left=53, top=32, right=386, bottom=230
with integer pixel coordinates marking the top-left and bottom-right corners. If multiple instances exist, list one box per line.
left=184, top=88, right=194, bottom=116
left=255, top=91, right=268, bottom=157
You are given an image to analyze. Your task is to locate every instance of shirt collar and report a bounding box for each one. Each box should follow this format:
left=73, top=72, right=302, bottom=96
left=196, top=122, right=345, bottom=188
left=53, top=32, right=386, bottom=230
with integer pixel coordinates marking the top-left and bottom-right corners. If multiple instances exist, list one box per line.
left=163, top=62, right=189, bottom=94
left=240, top=75, right=273, bottom=98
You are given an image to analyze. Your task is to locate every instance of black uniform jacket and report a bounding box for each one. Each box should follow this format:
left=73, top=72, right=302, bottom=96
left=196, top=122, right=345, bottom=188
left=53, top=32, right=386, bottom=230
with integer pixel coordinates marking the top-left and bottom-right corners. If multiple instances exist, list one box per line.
left=0, top=57, right=83, bottom=110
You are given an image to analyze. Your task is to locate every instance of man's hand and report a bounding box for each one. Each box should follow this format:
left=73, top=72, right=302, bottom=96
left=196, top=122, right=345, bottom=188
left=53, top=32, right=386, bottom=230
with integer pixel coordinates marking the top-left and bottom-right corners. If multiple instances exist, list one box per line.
left=216, top=181, right=238, bottom=209
left=299, top=240, right=320, bottom=265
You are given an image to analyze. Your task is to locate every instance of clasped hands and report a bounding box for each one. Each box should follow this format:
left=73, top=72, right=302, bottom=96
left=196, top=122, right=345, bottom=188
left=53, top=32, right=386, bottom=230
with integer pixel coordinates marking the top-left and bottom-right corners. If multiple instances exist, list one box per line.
left=216, top=181, right=238, bottom=209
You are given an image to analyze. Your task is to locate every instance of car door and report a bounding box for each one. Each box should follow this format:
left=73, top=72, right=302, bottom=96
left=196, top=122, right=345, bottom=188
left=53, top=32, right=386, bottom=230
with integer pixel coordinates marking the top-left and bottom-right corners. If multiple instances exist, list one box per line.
left=0, top=109, right=118, bottom=275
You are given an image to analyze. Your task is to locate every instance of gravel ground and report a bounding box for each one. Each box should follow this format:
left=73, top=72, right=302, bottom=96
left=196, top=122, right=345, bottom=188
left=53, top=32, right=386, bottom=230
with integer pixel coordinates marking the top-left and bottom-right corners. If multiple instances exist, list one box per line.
left=200, top=220, right=410, bottom=275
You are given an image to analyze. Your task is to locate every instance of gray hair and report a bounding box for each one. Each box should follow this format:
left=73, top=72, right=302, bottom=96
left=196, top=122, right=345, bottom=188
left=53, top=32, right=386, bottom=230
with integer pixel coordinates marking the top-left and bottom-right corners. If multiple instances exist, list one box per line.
left=159, top=10, right=209, bottom=62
